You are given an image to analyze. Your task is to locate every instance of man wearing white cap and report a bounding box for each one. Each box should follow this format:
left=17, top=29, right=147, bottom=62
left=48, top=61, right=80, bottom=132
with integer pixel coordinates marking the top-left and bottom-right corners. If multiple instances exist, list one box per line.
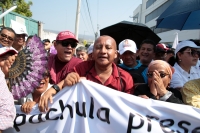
left=12, top=26, right=28, bottom=51
left=118, top=39, right=148, bottom=84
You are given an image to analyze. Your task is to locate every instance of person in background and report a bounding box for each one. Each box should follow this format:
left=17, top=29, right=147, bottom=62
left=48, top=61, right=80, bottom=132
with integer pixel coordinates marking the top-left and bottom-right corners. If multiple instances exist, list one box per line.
left=0, top=47, right=17, bottom=132
left=87, top=43, right=94, bottom=60
left=38, top=35, right=134, bottom=112
left=137, top=39, right=156, bottom=66
left=0, top=27, right=16, bottom=47
left=49, top=40, right=57, bottom=55
left=43, top=39, right=51, bottom=52
left=21, top=70, right=52, bottom=114
left=76, top=46, right=88, bottom=61
left=170, top=40, right=200, bottom=90
left=12, top=26, right=28, bottom=51
left=48, top=30, right=82, bottom=84
left=134, top=60, right=183, bottom=104
left=165, top=48, right=175, bottom=66
left=25, top=35, right=33, bottom=45
left=118, top=39, right=148, bottom=84
left=154, top=43, right=168, bottom=60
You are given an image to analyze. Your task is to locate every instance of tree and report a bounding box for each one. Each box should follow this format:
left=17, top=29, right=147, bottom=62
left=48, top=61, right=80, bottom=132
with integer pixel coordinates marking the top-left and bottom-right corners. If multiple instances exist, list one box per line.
left=0, top=0, right=33, bottom=17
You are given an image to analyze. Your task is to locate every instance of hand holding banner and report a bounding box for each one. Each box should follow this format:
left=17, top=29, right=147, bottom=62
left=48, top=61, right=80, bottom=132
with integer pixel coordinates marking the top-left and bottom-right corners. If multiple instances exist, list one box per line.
left=4, top=80, right=200, bottom=133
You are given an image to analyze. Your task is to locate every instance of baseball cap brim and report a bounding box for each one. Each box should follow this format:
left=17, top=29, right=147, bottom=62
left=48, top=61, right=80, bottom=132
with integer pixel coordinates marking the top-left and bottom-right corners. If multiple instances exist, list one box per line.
left=119, top=48, right=136, bottom=55
left=0, top=49, right=18, bottom=57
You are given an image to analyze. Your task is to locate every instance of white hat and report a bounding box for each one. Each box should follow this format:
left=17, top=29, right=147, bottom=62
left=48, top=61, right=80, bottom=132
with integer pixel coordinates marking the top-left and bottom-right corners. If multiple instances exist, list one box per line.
left=0, top=46, right=18, bottom=57
left=88, top=43, right=94, bottom=54
left=175, top=40, right=200, bottom=55
left=11, top=20, right=28, bottom=37
left=119, top=39, right=137, bottom=55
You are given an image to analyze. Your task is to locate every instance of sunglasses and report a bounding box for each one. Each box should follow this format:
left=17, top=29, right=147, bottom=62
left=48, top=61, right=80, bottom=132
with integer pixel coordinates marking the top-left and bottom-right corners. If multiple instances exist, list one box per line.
left=147, top=72, right=169, bottom=78
left=57, top=40, right=77, bottom=48
left=0, top=33, right=14, bottom=42
left=184, top=50, right=200, bottom=57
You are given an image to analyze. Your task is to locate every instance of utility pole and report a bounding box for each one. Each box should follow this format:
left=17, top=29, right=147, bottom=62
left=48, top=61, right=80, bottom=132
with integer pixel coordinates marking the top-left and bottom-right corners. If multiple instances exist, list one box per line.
left=75, top=0, right=81, bottom=40
left=95, top=24, right=99, bottom=40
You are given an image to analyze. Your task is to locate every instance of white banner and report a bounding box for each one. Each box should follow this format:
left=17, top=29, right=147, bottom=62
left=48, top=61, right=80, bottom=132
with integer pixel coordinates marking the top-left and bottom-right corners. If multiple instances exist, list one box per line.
left=4, top=80, right=200, bottom=133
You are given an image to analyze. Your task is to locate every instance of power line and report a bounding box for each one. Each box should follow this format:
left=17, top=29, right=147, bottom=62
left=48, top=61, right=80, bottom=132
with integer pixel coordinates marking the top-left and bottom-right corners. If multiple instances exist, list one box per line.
left=85, top=0, right=95, bottom=35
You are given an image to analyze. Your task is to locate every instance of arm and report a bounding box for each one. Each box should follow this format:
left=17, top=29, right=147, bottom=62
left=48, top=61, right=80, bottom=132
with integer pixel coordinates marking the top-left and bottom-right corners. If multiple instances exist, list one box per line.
left=0, top=70, right=16, bottom=130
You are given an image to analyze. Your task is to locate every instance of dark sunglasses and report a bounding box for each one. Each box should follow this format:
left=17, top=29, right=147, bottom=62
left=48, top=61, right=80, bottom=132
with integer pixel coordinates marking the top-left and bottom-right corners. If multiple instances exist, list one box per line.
left=0, top=33, right=14, bottom=41
left=57, top=41, right=77, bottom=48
left=184, top=50, right=200, bottom=57
left=147, top=72, right=169, bottom=78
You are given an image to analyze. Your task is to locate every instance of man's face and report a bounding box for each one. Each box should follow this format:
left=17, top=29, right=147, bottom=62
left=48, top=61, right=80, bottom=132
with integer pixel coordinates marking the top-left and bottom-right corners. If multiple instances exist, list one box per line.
left=120, top=51, right=137, bottom=67
left=138, top=43, right=155, bottom=65
left=55, top=39, right=77, bottom=62
left=44, top=42, right=51, bottom=50
left=14, top=34, right=26, bottom=47
left=76, top=51, right=88, bottom=61
left=0, top=29, right=15, bottom=47
left=92, top=36, right=117, bottom=66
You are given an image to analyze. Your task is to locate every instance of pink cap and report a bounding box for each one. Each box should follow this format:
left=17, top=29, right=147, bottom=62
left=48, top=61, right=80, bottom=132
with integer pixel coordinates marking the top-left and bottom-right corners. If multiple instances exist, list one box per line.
left=56, top=31, right=78, bottom=42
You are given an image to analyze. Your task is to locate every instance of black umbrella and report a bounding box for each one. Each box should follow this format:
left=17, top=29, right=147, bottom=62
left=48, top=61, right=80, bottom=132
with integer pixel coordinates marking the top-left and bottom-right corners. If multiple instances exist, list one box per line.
left=156, top=0, right=200, bottom=30
left=100, top=21, right=161, bottom=47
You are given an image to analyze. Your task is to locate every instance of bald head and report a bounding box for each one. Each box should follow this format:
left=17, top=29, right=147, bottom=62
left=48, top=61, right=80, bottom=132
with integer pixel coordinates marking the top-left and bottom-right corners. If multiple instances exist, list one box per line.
left=94, top=35, right=117, bottom=50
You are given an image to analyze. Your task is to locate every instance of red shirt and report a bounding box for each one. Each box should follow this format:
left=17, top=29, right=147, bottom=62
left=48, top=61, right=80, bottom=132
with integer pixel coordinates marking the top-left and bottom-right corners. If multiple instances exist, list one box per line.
left=48, top=55, right=82, bottom=84
left=72, top=60, right=134, bottom=94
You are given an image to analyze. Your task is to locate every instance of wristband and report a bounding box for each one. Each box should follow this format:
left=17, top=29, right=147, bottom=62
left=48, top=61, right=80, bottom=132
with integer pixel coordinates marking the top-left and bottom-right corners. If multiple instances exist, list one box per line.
left=52, top=84, right=60, bottom=93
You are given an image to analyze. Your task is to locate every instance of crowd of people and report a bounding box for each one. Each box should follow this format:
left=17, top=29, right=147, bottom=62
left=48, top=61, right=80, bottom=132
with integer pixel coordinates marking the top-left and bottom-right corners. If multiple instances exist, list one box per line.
left=0, top=26, right=200, bottom=132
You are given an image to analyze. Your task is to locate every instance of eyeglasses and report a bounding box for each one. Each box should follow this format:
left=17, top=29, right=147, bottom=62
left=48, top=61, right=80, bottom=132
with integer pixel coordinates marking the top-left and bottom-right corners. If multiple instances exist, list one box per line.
left=0, top=33, right=14, bottom=42
left=147, top=72, right=169, bottom=78
left=57, top=40, right=77, bottom=48
left=184, top=50, right=200, bottom=57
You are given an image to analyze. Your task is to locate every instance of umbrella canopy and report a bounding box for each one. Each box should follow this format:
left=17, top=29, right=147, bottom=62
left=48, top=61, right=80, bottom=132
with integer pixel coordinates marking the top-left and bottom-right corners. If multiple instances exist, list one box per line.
left=156, top=0, right=200, bottom=30
left=100, top=21, right=161, bottom=48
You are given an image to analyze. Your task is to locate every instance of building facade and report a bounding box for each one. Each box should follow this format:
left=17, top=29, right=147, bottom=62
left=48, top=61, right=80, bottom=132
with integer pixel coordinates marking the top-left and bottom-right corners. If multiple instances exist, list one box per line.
left=133, top=0, right=200, bottom=45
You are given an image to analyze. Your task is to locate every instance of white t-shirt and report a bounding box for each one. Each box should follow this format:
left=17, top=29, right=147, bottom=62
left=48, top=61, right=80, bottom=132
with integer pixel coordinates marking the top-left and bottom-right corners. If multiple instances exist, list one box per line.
left=170, top=63, right=200, bottom=88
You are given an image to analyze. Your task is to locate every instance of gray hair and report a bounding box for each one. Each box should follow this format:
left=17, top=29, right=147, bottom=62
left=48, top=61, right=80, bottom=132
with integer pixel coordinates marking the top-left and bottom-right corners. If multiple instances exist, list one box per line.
left=76, top=46, right=88, bottom=53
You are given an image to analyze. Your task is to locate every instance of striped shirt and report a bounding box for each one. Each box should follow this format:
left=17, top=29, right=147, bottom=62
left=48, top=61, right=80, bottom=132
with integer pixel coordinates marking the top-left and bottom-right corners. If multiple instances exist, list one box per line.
left=0, top=69, right=16, bottom=130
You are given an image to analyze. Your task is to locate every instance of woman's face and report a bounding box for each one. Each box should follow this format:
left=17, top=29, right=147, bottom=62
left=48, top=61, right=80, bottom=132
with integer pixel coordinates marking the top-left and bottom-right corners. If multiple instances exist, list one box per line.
left=34, top=72, right=50, bottom=95
left=178, top=48, right=199, bottom=67
left=148, top=63, right=171, bottom=88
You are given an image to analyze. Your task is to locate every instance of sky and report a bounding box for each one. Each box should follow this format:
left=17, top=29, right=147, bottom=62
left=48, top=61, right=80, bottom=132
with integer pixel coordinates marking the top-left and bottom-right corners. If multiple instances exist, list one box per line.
left=28, top=0, right=142, bottom=39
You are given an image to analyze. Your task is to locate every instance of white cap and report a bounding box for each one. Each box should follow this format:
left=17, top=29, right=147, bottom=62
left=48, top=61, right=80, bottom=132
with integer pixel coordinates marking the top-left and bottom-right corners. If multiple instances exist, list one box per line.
left=87, top=43, right=94, bottom=54
left=175, top=40, right=200, bottom=55
left=119, top=39, right=137, bottom=55
left=0, top=46, right=18, bottom=57
left=11, top=20, right=28, bottom=36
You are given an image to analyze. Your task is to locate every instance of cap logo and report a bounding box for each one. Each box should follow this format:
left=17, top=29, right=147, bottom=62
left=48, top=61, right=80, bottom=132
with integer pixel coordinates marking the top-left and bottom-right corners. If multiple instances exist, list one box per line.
left=123, top=40, right=131, bottom=48
left=60, top=31, right=75, bottom=37
left=20, top=28, right=24, bottom=33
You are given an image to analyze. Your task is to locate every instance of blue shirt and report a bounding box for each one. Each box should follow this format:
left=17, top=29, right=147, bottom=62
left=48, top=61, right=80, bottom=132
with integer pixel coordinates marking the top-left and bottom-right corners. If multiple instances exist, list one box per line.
left=118, top=60, right=148, bottom=83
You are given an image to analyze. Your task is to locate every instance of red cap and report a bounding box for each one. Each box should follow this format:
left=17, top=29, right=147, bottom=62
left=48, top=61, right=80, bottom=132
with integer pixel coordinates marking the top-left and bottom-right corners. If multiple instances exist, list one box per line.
left=156, top=43, right=169, bottom=52
left=56, top=31, right=78, bottom=42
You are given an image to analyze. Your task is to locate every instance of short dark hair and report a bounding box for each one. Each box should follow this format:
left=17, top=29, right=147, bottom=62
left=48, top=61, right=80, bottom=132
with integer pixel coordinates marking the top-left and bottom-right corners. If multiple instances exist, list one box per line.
left=0, top=27, right=16, bottom=37
left=139, top=39, right=156, bottom=52
left=43, top=39, right=50, bottom=43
